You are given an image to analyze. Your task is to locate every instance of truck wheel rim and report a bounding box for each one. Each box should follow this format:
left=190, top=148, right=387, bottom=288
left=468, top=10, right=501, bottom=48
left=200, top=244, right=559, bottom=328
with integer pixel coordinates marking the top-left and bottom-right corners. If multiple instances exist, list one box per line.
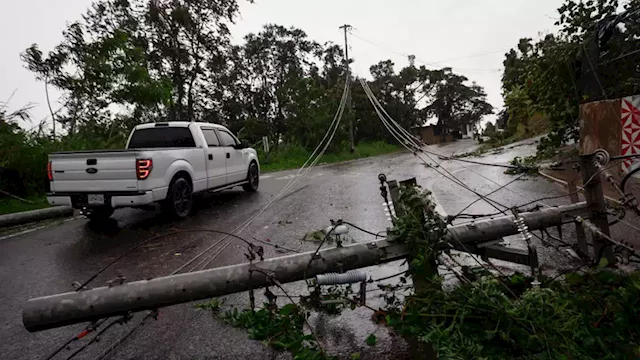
left=173, top=181, right=191, bottom=216
left=250, top=164, right=258, bottom=188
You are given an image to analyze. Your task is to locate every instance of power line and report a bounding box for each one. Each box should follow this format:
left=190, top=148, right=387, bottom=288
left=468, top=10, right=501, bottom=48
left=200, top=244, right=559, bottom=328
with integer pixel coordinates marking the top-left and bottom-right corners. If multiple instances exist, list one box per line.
left=451, top=173, right=528, bottom=221
left=358, top=77, right=611, bottom=275
left=423, top=149, right=525, bottom=170
left=95, top=311, right=157, bottom=360
left=429, top=48, right=510, bottom=64
left=599, top=48, right=640, bottom=65
left=44, top=319, right=109, bottom=360
left=170, top=76, right=351, bottom=275
left=360, top=78, right=512, bottom=214
left=63, top=316, right=130, bottom=360
left=348, top=30, right=501, bottom=72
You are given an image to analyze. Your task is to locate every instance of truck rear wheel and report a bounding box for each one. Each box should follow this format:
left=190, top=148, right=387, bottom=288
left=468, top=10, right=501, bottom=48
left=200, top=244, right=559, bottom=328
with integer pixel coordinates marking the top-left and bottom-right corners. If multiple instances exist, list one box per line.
left=242, top=162, right=259, bottom=192
left=163, top=177, right=193, bottom=218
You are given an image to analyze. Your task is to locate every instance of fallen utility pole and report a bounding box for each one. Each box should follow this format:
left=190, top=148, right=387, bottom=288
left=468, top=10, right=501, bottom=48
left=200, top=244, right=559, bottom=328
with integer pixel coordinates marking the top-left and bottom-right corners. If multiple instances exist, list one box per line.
left=23, top=201, right=588, bottom=332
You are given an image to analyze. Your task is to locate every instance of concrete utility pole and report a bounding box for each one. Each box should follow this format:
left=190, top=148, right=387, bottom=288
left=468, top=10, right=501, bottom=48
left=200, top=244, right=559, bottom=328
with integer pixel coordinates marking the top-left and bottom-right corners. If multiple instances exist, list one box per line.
left=339, top=24, right=355, bottom=153
left=23, top=202, right=588, bottom=332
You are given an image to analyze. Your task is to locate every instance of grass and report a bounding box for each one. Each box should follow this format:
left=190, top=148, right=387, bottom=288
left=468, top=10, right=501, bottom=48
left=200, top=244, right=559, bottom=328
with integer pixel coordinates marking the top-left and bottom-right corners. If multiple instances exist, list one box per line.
left=259, top=141, right=401, bottom=173
left=0, top=196, right=50, bottom=215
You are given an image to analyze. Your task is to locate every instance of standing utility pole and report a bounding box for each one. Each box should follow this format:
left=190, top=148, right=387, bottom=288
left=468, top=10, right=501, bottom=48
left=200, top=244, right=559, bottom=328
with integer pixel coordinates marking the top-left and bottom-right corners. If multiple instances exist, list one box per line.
left=580, top=155, right=614, bottom=264
left=339, top=24, right=355, bottom=153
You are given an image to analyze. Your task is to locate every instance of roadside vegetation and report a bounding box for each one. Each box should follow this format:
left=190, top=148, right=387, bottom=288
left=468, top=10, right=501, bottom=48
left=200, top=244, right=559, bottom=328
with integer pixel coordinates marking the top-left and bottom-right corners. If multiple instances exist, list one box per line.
left=495, top=0, right=639, bottom=162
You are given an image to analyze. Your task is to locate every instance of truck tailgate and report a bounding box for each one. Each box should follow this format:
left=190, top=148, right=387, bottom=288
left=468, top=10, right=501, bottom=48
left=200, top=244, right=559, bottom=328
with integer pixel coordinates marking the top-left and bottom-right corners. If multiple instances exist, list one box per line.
left=50, top=151, right=139, bottom=192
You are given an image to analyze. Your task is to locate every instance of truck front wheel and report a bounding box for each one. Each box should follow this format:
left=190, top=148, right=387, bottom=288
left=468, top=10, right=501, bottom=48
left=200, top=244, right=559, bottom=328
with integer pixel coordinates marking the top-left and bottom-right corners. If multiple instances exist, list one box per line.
left=163, top=177, right=193, bottom=218
left=242, top=162, right=259, bottom=192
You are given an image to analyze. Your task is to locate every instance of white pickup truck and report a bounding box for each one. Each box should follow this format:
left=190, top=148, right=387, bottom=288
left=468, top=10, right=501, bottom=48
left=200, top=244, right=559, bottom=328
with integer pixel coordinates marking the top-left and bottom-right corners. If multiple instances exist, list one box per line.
left=46, top=122, right=260, bottom=219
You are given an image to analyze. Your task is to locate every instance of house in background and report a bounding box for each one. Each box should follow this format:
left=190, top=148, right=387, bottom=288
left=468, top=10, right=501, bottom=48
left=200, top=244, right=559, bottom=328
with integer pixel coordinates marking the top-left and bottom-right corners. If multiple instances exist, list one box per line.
left=413, top=124, right=454, bottom=145
left=414, top=117, right=479, bottom=144
left=461, top=122, right=478, bottom=139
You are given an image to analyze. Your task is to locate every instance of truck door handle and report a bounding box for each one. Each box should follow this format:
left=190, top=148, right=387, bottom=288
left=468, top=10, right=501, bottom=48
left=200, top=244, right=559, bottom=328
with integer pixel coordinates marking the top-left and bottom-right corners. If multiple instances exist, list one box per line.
left=208, top=154, right=213, bottom=160
left=226, top=153, right=230, bottom=159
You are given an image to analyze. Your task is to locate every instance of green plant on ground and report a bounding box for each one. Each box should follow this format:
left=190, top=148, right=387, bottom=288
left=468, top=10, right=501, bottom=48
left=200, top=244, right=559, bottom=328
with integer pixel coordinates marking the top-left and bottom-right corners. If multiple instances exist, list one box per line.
left=223, top=303, right=334, bottom=360
left=504, top=156, right=540, bottom=175
left=365, top=334, right=377, bottom=347
left=195, top=298, right=223, bottom=313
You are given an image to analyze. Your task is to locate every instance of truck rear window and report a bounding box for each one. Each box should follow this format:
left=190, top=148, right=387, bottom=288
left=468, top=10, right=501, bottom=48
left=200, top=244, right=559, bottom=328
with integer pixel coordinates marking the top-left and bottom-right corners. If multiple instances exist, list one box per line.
left=128, top=127, right=196, bottom=148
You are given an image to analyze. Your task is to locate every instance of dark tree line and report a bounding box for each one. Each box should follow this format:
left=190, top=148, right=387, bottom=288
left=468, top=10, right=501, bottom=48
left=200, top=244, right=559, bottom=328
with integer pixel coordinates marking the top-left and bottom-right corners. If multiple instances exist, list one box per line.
left=3, top=0, right=493, bottom=196
left=20, top=0, right=492, bottom=149
left=501, top=0, right=639, bottom=151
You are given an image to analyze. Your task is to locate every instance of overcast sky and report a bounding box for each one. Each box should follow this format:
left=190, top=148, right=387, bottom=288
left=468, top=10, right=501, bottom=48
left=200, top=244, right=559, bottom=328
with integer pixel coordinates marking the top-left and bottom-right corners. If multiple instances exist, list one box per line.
left=0, top=0, right=562, bottom=129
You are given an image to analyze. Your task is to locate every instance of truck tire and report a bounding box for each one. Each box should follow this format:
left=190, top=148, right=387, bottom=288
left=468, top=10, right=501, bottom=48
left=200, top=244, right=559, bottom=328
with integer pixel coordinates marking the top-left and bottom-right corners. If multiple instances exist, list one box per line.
left=163, top=177, right=193, bottom=218
left=242, top=162, right=259, bottom=192
left=86, top=207, right=114, bottom=221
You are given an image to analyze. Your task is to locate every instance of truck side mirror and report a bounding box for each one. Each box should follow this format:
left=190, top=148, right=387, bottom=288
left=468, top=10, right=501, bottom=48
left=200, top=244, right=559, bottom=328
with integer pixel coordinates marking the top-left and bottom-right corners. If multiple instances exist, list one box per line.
left=233, top=141, right=248, bottom=150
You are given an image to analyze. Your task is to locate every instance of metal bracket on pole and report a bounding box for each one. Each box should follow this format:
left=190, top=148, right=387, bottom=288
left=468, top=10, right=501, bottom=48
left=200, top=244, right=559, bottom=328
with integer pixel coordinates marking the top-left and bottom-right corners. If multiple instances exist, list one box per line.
left=567, top=180, right=589, bottom=259
left=453, top=243, right=534, bottom=266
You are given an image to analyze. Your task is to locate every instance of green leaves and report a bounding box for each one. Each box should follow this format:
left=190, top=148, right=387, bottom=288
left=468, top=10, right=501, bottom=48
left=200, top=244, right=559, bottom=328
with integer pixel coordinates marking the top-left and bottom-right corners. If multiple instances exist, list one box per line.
left=195, top=298, right=222, bottom=312
left=279, top=303, right=298, bottom=315
left=365, top=334, right=377, bottom=346
left=502, top=0, right=639, bottom=156
left=224, top=303, right=327, bottom=359
left=597, top=257, right=609, bottom=269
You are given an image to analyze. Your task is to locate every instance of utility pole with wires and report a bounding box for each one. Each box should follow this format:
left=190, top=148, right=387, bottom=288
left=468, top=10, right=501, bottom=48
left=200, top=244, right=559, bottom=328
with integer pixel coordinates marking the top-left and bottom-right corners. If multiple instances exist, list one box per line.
left=339, top=24, right=355, bottom=153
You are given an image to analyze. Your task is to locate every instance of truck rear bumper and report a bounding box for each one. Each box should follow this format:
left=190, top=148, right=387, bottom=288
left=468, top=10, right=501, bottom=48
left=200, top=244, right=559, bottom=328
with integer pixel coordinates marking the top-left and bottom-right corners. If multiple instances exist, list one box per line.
left=47, top=196, right=73, bottom=207
left=111, top=191, right=154, bottom=207
left=47, top=191, right=155, bottom=209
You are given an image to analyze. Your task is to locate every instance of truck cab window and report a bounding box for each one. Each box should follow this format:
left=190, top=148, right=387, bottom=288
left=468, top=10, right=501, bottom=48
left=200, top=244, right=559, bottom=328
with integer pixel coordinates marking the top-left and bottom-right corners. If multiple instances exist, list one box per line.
left=202, top=129, right=220, bottom=147
left=128, top=128, right=196, bottom=148
left=218, top=130, right=238, bottom=147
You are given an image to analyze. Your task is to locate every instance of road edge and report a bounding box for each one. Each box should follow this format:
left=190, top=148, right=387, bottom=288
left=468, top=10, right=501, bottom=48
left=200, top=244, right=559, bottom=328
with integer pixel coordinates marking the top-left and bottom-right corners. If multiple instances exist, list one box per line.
left=0, top=206, right=74, bottom=228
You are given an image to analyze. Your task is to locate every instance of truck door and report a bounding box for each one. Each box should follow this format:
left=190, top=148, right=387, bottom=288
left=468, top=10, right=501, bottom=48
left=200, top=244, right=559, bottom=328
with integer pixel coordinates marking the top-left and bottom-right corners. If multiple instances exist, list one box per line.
left=201, top=127, right=227, bottom=188
left=216, top=129, right=246, bottom=183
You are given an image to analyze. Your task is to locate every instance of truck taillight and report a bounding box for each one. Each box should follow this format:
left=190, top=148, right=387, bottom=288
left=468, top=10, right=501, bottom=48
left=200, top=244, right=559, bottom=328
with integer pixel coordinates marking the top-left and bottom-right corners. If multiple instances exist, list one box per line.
left=136, top=159, right=153, bottom=180
left=47, top=161, right=53, bottom=181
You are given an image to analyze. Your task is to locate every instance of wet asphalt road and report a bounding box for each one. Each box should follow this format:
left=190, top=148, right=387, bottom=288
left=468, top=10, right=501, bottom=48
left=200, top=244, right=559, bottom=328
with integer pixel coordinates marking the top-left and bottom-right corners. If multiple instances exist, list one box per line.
left=2, top=138, right=638, bottom=360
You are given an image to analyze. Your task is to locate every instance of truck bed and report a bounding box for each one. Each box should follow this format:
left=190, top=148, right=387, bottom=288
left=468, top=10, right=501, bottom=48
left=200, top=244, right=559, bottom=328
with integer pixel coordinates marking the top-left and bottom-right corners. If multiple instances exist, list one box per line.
left=50, top=147, right=193, bottom=155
